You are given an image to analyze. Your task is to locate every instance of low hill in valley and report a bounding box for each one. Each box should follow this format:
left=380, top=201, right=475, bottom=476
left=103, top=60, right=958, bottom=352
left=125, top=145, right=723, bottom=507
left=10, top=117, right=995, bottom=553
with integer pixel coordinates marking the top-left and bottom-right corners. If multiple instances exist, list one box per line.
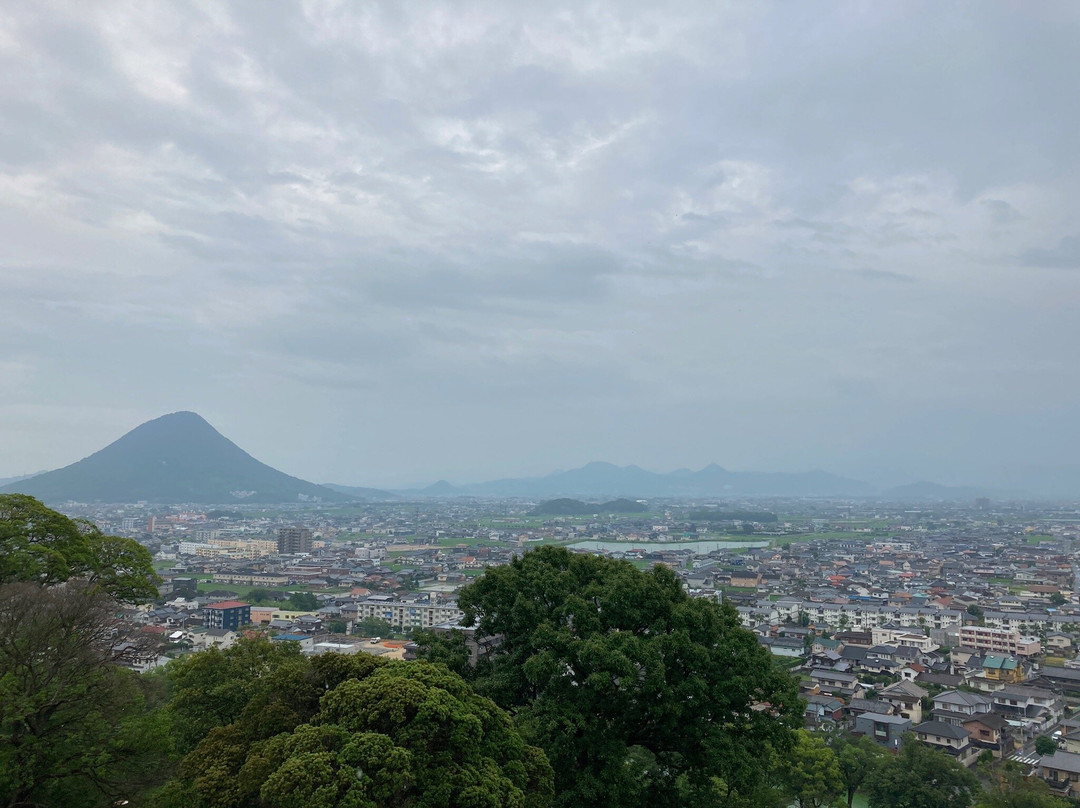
left=529, top=497, right=648, bottom=516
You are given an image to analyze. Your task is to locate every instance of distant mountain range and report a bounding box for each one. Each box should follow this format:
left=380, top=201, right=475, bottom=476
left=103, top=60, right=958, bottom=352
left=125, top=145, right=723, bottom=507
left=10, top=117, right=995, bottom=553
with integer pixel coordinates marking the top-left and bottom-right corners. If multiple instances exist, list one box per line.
left=411, top=461, right=876, bottom=498
left=0, top=473, right=40, bottom=488
left=405, top=463, right=1011, bottom=500
left=0, top=412, right=350, bottom=505
left=1, top=412, right=1020, bottom=504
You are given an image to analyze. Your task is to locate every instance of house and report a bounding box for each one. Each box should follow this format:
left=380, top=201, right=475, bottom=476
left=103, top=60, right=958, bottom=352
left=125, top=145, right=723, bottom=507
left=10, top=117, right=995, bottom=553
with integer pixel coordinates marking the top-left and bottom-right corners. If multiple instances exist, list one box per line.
left=1039, top=750, right=1080, bottom=797
left=809, top=668, right=861, bottom=697
left=862, top=656, right=902, bottom=675
left=993, top=686, right=1064, bottom=733
left=962, top=712, right=1011, bottom=758
left=855, top=713, right=911, bottom=749
left=187, top=626, right=238, bottom=650
left=805, top=695, right=845, bottom=728
left=812, top=637, right=843, bottom=656
left=272, top=633, right=315, bottom=653
left=981, top=654, right=1024, bottom=683
left=1046, top=633, right=1074, bottom=653
left=1036, top=666, right=1080, bottom=694
left=766, top=636, right=806, bottom=658
left=841, top=645, right=869, bottom=666
left=916, top=671, right=965, bottom=689
left=878, top=681, right=928, bottom=723
left=1060, top=720, right=1080, bottom=754
left=845, top=698, right=894, bottom=724
left=932, top=690, right=992, bottom=724
left=914, top=720, right=978, bottom=766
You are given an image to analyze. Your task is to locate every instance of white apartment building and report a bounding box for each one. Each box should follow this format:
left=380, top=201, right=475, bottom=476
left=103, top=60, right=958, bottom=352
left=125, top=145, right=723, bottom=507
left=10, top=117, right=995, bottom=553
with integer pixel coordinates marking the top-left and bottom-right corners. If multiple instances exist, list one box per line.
left=348, top=596, right=464, bottom=631
left=797, top=602, right=963, bottom=631
left=959, top=625, right=1042, bottom=656
left=872, top=627, right=940, bottom=651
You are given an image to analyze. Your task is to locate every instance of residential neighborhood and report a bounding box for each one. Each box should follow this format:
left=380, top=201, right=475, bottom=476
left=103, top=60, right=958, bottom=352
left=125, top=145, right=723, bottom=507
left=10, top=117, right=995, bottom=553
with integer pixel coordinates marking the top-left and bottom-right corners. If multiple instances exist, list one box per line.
left=61, top=493, right=1080, bottom=794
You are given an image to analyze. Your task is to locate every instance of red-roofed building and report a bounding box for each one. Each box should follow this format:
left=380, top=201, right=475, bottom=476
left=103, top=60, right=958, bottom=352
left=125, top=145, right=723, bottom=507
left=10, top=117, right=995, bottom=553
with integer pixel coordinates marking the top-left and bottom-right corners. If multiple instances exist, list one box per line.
left=205, top=601, right=251, bottom=631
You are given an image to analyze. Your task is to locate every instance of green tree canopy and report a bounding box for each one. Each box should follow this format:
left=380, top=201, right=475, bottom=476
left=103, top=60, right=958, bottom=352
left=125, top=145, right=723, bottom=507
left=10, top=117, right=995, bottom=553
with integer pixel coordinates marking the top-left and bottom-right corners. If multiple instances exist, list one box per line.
left=158, top=639, right=552, bottom=808
left=0, top=494, right=159, bottom=602
left=775, top=730, right=843, bottom=808
left=1, top=497, right=166, bottom=807
left=1035, top=735, right=1058, bottom=756
left=832, top=734, right=887, bottom=808
left=286, top=591, right=319, bottom=612
left=425, top=546, right=801, bottom=808
left=0, top=582, right=172, bottom=808
left=353, top=617, right=395, bottom=638
left=865, top=735, right=979, bottom=808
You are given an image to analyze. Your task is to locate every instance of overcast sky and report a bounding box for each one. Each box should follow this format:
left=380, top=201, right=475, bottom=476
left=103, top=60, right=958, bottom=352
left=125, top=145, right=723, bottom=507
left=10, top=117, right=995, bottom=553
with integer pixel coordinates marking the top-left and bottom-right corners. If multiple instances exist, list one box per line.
left=2, top=1, right=1079, bottom=490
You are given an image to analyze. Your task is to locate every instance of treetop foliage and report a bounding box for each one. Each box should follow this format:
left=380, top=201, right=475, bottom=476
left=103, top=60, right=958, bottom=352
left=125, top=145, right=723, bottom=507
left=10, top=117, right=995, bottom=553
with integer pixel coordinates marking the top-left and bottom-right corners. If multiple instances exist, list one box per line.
left=433, top=546, right=801, bottom=808
left=159, top=638, right=552, bottom=808
left=0, top=493, right=159, bottom=602
left=865, top=734, right=979, bottom=808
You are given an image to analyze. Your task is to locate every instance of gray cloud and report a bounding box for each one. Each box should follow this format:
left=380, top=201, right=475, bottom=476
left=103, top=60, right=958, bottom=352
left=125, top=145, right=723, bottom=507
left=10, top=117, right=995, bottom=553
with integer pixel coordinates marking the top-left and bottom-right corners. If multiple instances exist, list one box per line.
left=1, top=1, right=1079, bottom=490
left=1021, top=236, right=1080, bottom=269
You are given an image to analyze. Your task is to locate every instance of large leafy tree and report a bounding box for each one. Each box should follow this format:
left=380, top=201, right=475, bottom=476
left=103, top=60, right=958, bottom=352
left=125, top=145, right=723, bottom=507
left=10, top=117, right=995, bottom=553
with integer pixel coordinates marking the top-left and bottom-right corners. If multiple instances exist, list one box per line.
left=0, top=493, right=159, bottom=602
left=425, top=546, right=801, bottom=808
left=157, top=639, right=552, bottom=808
left=0, top=582, right=172, bottom=808
left=0, top=496, right=164, bottom=807
left=831, top=733, right=887, bottom=808
left=865, top=735, right=980, bottom=808
left=776, top=730, right=844, bottom=808
left=1035, top=736, right=1057, bottom=756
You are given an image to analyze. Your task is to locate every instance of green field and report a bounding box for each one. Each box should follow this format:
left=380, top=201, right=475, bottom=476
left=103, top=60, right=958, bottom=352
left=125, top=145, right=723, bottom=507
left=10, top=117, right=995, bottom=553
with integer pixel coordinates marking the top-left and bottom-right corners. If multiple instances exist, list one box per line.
left=437, top=535, right=498, bottom=547
left=194, top=581, right=349, bottom=600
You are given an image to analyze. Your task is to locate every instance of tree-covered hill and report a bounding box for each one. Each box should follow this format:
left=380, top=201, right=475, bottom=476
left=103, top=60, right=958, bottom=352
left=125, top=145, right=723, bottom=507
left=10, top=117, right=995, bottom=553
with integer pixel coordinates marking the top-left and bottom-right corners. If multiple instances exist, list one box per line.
left=528, top=497, right=648, bottom=516
left=0, top=411, right=347, bottom=504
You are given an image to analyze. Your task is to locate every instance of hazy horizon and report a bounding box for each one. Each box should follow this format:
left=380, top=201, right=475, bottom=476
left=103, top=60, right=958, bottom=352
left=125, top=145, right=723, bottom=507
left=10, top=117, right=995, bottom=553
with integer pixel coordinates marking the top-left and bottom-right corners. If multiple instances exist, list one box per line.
left=3, top=3, right=1079, bottom=493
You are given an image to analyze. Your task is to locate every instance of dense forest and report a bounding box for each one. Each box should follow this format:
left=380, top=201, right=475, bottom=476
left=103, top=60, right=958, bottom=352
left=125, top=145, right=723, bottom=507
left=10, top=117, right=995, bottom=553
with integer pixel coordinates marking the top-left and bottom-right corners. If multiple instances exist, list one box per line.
left=0, top=494, right=1072, bottom=808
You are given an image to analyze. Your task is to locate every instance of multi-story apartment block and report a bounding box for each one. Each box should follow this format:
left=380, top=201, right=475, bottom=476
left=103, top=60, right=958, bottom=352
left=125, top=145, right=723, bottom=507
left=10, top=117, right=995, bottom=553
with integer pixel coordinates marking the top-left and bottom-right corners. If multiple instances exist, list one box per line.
left=212, top=572, right=290, bottom=587
left=345, top=596, right=464, bottom=631
left=204, top=600, right=252, bottom=631
left=960, top=625, right=1041, bottom=657
left=278, top=526, right=313, bottom=554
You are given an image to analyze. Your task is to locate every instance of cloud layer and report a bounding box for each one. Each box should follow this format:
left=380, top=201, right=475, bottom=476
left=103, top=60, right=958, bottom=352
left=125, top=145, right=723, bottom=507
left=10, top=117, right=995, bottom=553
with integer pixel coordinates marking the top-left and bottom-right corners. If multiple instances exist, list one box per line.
left=2, top=1, right=1079, bottom=490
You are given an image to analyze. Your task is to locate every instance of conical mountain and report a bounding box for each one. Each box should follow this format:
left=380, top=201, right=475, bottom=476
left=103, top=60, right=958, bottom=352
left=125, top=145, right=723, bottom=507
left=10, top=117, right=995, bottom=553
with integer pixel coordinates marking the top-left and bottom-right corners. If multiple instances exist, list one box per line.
left=0, top=411, right=346, bottom=504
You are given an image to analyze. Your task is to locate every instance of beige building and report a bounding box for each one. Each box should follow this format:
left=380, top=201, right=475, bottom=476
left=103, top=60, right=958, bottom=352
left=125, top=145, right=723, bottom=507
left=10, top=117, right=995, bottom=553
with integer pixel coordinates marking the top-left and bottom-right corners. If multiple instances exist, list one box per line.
left=960, top=625, right=1041, bottom=656
left=346, top=597, right=464, bottom=631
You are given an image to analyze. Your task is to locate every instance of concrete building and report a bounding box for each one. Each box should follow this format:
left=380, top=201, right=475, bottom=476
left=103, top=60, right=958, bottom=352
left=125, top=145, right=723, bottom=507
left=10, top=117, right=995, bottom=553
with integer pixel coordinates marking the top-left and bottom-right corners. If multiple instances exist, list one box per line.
left=855, top=713, right=911, bottom=749
left=345, top=596, right=464, bottom=631
left=278, top=525, right=313, bottom=554
left=959, top=625, right=1041, bottom=657
left=204, top=600, right=251, bottom=631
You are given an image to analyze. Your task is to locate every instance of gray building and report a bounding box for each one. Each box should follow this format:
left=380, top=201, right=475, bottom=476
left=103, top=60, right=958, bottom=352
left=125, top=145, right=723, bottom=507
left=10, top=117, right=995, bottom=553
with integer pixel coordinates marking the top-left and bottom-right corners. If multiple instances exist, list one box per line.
left=855, top=713, right=911, bottom=749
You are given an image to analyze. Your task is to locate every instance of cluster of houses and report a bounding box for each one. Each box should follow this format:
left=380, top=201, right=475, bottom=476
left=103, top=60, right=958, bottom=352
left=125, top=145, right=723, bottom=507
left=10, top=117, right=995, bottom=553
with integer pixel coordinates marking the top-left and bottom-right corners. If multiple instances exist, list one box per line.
left=85, top=497, right=1080, bottom=794
left=113, top=590, right=463, bottom=672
